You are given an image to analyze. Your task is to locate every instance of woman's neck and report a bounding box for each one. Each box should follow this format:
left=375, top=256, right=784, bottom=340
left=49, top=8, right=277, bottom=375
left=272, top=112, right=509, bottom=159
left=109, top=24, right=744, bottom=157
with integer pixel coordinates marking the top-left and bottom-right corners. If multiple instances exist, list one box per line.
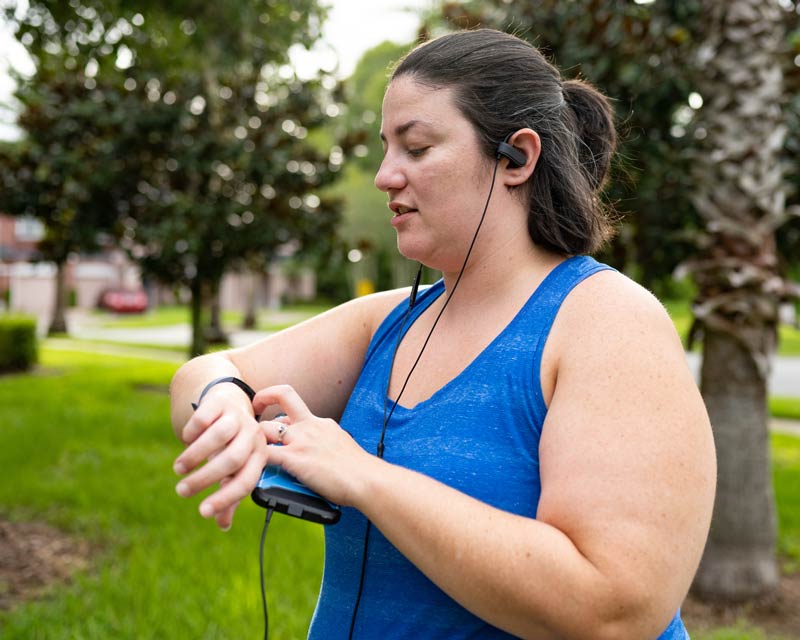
left=438, top=231, right=564, bottom=314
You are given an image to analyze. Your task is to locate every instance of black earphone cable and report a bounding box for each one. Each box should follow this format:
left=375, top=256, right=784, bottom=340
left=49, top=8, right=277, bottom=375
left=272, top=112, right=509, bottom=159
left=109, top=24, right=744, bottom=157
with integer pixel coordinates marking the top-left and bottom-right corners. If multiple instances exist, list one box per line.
left=377, top=262, right=423, bottom=458
left=378, top=157, right=501, bottom=447
left=347, top=156, right=502, bottom=639
left=259, top=507, right=274, bottom=640
left=347, top=518, right=374, bottom=639
left=348, top=265, right=420, bottom=639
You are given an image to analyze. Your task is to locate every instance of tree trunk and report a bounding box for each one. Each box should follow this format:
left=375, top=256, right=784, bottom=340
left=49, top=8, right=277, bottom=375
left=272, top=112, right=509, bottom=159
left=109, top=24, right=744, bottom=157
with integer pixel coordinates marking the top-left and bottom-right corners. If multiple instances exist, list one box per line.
left=242, top=270, right=258, bottom=330
left=189, top=278, right=206, bottom=358
left=688, top=0, right=789, bottom=602
left=205, top=277, right=228, bottom=345
left=692, top=328, right=779, bottom=600
left=47, top=260, right=68, bottom=336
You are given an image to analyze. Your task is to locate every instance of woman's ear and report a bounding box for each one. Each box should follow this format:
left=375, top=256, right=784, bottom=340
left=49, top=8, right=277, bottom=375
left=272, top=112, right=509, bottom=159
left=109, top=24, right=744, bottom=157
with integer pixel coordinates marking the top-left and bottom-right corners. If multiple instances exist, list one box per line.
left=500, top=128, right=540, bottom=186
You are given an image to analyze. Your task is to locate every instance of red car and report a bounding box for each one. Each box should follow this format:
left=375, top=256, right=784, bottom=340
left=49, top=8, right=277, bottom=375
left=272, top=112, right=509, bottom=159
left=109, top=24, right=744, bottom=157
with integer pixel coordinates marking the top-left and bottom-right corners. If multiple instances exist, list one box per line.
left=98, top=289, right=149, bottom=313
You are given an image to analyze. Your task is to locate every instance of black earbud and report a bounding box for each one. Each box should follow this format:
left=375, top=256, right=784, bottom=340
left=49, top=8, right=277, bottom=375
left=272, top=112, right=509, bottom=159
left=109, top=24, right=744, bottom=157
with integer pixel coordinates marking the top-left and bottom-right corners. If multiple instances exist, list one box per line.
left=496, top=133, right=527, bottom=168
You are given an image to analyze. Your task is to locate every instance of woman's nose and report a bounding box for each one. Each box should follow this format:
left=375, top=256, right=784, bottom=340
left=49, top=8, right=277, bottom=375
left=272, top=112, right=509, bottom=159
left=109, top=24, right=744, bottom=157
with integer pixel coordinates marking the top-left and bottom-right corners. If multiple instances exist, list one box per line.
left=374, top=155, right=406, bottom=193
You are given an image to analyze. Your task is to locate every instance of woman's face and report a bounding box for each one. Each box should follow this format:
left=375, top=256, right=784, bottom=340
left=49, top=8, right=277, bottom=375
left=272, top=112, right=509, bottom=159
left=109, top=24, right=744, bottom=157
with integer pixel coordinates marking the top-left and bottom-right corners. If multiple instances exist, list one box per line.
left=375, top=75, right=493, bottom=271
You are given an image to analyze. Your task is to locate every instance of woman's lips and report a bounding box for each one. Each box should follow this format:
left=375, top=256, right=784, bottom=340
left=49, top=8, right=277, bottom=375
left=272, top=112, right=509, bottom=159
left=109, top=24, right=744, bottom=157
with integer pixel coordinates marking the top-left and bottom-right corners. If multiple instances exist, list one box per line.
left=390, top=206, right=417, bottom=227
left=389, top=203, right=417, bottom=227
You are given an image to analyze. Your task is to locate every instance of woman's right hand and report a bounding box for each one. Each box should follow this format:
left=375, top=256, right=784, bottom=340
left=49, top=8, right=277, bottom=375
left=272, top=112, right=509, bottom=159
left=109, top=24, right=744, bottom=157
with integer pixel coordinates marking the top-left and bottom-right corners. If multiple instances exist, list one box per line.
left=172, top=384, right=268, bottom=530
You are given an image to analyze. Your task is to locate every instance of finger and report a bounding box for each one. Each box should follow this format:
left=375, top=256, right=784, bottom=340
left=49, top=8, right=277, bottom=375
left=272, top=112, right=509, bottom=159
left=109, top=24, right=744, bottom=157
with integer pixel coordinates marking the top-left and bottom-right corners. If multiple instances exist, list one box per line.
left=181, top=401, right=225, bottom=445
left=252, top=384, right=312, bottom=423
left=215, top=478, right=240, bottom=530
left=177, top=425, right=260, bottom=497
left=261, top=420, right=294, bottom=445
left=199, top=453, right=267, bottom=519
left=215, top=500, right=240, bottom=531
left=174, top=412, right=243, bottom=475
left=263, top=441, right=289, bottom=467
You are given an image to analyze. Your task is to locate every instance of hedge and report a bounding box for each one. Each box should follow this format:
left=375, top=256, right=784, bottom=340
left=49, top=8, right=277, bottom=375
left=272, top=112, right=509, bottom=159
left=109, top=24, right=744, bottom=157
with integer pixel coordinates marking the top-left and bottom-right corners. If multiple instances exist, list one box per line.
left=0, top=314, right=38, bottom=373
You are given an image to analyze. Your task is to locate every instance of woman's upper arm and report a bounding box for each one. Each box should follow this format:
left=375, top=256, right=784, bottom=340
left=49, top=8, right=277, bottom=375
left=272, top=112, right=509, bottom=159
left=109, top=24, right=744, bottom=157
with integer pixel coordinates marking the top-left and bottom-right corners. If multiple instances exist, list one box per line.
left=223, top=289, right=408, bottom=420
left=536, top=271, right=716, bottom=627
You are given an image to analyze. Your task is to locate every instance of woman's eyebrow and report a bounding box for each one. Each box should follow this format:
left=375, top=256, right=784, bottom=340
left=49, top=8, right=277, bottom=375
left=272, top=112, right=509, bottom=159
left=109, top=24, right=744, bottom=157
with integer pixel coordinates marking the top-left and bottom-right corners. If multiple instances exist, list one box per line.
left=379, top=119, right=429, bottom=142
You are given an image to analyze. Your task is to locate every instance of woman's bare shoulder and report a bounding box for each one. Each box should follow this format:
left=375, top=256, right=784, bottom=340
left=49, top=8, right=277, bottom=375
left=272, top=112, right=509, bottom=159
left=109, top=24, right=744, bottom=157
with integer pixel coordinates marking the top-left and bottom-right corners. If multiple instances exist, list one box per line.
left=553, top=268, right=682, bottom=355
left=538, top=268, right=688, bottom=404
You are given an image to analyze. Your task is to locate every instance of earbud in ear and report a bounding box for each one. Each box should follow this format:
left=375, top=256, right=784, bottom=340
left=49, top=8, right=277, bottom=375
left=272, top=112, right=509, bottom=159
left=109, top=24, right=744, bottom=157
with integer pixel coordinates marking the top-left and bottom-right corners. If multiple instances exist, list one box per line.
left=496, top=133, right=527, bottom=169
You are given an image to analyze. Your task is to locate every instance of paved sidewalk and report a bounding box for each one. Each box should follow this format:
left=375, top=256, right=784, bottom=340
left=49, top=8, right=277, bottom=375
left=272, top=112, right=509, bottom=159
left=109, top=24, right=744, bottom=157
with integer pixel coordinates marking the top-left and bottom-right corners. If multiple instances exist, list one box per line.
left=771, top=417, right=800, bottom=437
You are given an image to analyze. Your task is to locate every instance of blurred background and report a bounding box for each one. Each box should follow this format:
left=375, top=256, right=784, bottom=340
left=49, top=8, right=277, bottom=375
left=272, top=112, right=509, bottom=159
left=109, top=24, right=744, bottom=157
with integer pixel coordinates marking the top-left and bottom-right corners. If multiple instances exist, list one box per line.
left=0, top=1, right=799, bottom=638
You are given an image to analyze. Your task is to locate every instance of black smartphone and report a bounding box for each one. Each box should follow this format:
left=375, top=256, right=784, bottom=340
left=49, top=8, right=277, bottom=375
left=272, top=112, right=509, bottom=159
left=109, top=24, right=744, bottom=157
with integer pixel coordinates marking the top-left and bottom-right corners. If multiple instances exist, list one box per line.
left=251, top=464, right=341, bottom=525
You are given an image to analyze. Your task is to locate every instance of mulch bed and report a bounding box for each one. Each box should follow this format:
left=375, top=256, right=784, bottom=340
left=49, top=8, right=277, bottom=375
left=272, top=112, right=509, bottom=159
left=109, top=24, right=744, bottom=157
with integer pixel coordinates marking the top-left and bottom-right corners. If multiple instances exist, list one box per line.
left=0, top=519, right=90, bottom=610
left=682, top=573, right=800, bottom=637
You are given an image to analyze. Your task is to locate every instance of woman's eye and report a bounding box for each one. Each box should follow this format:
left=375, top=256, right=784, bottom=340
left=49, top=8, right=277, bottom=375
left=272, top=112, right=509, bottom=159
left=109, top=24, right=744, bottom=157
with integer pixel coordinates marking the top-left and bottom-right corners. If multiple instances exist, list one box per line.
left=408, top=147, right=429, bottom=158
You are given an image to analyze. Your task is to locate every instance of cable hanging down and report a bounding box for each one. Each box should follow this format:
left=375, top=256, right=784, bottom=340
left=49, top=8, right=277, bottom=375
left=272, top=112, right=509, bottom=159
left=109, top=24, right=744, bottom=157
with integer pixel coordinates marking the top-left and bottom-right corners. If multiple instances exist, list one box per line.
left=259, top=508, right=274, bottom=640
left=349, top=156, right=503, bottom=639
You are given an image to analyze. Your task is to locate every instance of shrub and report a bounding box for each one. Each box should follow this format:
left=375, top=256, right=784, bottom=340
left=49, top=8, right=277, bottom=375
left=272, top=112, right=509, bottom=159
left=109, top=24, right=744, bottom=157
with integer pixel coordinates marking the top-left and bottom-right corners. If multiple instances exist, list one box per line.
left=0, top=314, right=38, bottom=373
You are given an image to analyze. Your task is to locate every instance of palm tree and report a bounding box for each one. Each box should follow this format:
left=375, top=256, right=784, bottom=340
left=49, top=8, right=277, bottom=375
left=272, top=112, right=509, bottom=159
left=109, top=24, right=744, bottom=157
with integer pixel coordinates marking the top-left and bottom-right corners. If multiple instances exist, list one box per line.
left=687, top=0, right=795, bottom=601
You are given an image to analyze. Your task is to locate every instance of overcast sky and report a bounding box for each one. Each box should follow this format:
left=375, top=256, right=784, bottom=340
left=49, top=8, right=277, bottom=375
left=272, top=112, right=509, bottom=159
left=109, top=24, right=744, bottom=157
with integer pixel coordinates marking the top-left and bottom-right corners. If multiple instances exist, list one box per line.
left=0, top=0, right=433, bottom=140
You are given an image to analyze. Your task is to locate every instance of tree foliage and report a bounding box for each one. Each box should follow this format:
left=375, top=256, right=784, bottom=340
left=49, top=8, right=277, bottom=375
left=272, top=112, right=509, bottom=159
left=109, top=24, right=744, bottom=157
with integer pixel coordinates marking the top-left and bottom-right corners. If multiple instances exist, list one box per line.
left=329, top=41, right=413, bottom=292
left=426, top=0, right=800, bottom=296
left=0, top=0, right=348, bottom=353
left=0, top=66, right=134, bottom=333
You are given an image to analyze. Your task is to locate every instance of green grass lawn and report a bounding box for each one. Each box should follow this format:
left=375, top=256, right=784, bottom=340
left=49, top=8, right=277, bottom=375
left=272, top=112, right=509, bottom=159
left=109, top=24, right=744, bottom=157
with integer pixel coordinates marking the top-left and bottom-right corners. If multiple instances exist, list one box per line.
left=0, top=348, right=323, bottom=639
left=1, top=348, right=798, bottom=639
left=773, top=432, right=800, bottom=571
left=93, top=305, right=194, bottom=328
left=770, top=396, right=800, bottom=421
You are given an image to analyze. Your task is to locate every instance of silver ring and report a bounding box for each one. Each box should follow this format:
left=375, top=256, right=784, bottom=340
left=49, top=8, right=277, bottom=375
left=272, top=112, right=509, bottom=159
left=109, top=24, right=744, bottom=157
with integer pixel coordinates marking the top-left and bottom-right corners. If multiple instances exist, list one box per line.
left=276, top=423, right=288, bottom=443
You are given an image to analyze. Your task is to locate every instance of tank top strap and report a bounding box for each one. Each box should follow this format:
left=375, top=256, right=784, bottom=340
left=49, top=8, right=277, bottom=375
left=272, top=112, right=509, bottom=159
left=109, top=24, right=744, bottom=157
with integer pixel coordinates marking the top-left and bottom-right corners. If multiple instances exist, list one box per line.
left=519, top=255, right=615, bottom=424
left=362, top=279, right=445, bottom=369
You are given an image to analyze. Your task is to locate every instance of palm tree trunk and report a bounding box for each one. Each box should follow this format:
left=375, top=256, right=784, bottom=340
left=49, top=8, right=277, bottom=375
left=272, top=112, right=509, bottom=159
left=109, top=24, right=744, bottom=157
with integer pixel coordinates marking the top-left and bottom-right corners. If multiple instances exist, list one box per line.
left=692, top=328, right=779, bottom=600
left=688, top=0, right=790, bottom=601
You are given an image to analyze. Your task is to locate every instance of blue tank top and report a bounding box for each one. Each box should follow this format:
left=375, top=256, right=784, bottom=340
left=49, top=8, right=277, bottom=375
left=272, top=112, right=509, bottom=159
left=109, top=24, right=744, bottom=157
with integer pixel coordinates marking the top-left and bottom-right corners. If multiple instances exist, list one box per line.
left=308, top=255, right=688, bottom=639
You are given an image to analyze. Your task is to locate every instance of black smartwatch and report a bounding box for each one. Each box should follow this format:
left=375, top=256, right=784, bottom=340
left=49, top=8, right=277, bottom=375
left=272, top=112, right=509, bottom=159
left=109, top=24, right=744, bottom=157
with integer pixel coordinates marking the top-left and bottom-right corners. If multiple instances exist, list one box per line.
left=191, top=376, right=257, bottom=411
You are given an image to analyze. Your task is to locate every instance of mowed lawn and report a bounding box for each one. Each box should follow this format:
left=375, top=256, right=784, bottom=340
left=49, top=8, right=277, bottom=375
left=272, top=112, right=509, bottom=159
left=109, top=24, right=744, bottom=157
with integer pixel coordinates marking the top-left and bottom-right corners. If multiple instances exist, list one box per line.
left=0, top=345, right=799, bottom=639
left=0, top=348, right=324, bottom=639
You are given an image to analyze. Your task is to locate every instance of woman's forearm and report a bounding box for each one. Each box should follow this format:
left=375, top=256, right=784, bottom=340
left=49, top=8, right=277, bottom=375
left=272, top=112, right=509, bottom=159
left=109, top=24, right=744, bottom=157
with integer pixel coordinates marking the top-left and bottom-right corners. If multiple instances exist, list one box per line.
left=350, top=459, right=656, bottom=640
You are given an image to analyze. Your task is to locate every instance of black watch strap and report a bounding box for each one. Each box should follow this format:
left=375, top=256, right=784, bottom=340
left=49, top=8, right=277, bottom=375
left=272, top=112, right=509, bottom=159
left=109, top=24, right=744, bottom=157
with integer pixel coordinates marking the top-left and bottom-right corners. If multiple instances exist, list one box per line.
left=191, top=376, right=257, bottom=411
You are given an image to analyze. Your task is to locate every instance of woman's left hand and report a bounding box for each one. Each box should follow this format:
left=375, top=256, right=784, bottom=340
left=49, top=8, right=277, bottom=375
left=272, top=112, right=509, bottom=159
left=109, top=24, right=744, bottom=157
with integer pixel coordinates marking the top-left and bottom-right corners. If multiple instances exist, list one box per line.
left=253, top=384, right=376, bottom=507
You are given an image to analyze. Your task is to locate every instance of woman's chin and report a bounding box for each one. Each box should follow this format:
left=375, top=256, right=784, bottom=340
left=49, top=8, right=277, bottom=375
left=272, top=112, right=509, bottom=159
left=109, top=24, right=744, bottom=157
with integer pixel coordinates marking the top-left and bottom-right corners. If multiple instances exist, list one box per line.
left=396, top=239, right=429, bottom=265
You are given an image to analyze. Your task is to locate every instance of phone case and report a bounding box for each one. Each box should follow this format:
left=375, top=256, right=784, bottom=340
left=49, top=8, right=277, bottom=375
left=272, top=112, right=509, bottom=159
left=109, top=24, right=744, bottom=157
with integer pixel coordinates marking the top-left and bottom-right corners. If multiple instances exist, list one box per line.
left=251, top=464, right=341, bottom=525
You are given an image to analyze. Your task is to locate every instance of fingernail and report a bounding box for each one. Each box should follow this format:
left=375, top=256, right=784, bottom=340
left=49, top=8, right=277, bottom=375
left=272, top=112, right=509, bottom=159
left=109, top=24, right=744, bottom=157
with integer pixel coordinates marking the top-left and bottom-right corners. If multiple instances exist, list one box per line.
left=173, top=461, right=187, bottom=475
left=199, top=502, right=214, bottom=518
left=220, top=523, right=231, bottom=532
left=176, top=482, right=190, bottom=497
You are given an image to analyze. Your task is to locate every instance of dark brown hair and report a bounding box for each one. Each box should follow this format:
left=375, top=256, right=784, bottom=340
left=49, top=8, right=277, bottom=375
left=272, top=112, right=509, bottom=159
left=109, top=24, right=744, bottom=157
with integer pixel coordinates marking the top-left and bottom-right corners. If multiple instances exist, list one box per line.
left=391, top=29, right=617, bottom=255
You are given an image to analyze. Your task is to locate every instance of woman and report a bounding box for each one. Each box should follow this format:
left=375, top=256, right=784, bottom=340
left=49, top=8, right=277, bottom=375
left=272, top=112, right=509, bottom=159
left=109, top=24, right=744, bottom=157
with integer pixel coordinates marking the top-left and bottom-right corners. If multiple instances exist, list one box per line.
left=170, top=29, right=716, bottom=639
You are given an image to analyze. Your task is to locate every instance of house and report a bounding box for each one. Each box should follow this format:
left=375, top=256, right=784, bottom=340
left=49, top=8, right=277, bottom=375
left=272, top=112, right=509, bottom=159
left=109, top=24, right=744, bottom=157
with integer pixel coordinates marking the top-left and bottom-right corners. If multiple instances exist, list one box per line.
left=0, top=212, right=317, bottom=323
left=0, top=212, right=141, bottom=317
